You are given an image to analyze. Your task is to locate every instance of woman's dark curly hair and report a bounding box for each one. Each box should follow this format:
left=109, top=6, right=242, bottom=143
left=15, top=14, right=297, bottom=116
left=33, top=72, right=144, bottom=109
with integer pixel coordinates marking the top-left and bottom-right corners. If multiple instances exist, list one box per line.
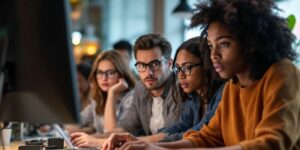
left=190, top=0, right=298, bottom=81
left=172, top=37, right=224, bottom=115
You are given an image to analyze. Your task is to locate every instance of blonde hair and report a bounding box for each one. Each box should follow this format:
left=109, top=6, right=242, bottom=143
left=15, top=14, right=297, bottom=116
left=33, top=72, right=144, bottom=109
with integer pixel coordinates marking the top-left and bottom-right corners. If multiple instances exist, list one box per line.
left=89, top=50, right=136, bottom=115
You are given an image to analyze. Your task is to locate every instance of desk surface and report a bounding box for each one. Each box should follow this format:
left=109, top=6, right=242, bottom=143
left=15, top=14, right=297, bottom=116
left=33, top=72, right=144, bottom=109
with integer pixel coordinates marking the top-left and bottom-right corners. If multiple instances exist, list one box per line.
left=1, top=141, right=102, bottom=150
left=1, top=141, right=24, bottom=150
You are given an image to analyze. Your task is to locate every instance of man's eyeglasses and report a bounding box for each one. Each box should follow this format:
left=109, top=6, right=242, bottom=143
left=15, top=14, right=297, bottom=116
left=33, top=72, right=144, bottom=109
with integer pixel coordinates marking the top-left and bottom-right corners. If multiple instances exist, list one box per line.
left=95, top=69, right=118, bottom=79
left=173, top=63, right=202, bottom=76
left=134, top=59, right=167, bottom=72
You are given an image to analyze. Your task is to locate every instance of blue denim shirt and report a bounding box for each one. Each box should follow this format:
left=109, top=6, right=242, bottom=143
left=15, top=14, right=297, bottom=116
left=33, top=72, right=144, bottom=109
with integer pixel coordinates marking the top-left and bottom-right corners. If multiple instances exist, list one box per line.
left=158, top=83, right=225, bottom=142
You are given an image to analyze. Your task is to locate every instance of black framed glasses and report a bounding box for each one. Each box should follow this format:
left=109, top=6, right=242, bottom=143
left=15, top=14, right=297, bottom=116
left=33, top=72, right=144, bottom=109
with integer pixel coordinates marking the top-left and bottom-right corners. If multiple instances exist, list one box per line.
left=173, top=63, right=202, bottom=76
left=134, top=59, right=167, bottom=72
left=95, top=69, right=118, bottom=79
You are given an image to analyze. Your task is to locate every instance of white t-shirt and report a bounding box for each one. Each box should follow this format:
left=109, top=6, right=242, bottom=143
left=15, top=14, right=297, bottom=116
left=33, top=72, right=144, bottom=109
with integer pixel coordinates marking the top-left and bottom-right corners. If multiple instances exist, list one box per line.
left=149, top=96, right=164, bottom=134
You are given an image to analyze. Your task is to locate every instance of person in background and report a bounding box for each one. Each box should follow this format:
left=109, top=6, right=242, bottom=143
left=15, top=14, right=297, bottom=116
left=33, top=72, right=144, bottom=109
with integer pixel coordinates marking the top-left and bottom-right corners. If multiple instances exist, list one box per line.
left=65, top=63, right=93, bottom=134
left=71, top=33, right=184, bottom=148
left=77, top=63, right=92, bottom=110
left=113, top=40, right=132, bottom=67
left=102, top=0, right=300, bottom=149
left=113, top=40, right=139, bottom=79
left=70, top=50, right=136, bottom=145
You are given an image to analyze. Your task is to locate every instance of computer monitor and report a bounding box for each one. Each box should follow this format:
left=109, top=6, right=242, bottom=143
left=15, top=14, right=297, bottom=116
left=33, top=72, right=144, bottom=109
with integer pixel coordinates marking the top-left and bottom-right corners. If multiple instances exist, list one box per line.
left=0, top=0, right=80, bottom=124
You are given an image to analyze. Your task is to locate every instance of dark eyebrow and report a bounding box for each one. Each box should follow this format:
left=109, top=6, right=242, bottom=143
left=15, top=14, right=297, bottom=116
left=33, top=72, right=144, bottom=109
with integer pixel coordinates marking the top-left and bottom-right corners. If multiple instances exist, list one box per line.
left=175, top=62, right=201, bottom=68
left=175, top=62, right=195, bottom=66
left=208, top=35, right=233, bottom=43
left=216, top=35, right=233, bottom=41
left=136, top=59, right=160, bottom=64
left=96, top=69, right=115, bottom=72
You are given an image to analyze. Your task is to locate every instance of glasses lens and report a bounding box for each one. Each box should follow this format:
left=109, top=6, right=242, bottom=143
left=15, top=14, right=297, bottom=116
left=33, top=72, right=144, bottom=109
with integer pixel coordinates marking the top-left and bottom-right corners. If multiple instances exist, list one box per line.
left=96, top=70, right=117, bottom=78
left=107, top=70, right=116, bottom=78
left=96, top=71, right=103, bottom=78
left=183, top=66, right=191, bottom=76
left=136, top=63, right=145, bottom=72
left=149, top=61, right=161, bottom=71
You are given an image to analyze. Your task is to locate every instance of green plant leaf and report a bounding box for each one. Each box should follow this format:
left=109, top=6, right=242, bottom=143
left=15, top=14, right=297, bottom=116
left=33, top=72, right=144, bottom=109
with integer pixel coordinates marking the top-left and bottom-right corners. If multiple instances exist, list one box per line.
left=287, top=14, right=296, bottom=30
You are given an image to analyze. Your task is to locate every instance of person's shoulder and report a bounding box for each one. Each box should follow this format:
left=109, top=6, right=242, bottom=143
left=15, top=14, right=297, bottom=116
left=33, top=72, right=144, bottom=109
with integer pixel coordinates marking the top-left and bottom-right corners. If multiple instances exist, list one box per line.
left=264, top=59, right=299, bottom=81
left=216, top=83, right=226, bottom=94
left=126, top=88, right=135, bottom=95
left=134, top=80, right=146, bottom=91
left=270, top=59, right=297, bottom=71
left=187, top=93, right=199, bottom=100
left=187, top=96, right=200, bottom=107
left=120, top=88, right=134, bottom=100
left=132, top=80, right=150, bottom=103
left=212, top=82, right=226, bottom=100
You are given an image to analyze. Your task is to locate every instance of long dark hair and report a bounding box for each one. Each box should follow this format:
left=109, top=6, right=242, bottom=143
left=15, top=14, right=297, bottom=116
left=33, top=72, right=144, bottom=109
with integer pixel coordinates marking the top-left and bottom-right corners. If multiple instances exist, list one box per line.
left=190, top=0, right=298, bottom=82
left=172, top=37, right=224, bottom=115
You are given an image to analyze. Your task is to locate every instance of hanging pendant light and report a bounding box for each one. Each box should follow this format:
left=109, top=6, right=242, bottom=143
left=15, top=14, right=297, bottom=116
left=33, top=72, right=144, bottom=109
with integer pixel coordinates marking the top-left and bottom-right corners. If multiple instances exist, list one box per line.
left=172, top=0, right=192, bottom=18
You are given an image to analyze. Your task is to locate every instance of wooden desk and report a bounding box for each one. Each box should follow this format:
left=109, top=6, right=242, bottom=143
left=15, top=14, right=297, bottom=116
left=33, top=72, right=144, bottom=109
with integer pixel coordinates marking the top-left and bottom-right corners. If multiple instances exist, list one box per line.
left=1, top=141, right=24, bottom=150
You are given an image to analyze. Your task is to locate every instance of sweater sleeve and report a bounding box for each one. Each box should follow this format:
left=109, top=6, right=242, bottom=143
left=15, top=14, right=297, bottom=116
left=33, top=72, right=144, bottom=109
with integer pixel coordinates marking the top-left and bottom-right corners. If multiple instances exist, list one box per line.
left=240, top=62, right=300, bottom=150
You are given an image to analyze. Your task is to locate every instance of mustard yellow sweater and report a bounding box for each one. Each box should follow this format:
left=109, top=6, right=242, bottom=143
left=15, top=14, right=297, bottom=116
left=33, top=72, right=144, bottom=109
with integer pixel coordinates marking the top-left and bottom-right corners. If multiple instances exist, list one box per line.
left=184, top=59, right=300, bottom=150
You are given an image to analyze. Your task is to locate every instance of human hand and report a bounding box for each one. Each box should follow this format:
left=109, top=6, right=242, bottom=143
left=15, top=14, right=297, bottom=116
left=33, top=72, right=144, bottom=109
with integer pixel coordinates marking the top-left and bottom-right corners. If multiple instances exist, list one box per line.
left=70, top=132, right=100, bottom=148
left=102, top=133, right=137, bottom=150
left=109, top=78, right=129, bottom=95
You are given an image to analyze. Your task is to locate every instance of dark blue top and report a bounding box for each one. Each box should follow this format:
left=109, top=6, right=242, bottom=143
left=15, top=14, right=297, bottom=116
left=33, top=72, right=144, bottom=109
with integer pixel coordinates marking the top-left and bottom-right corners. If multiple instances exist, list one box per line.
left=158, top=83, right=225, bottom=142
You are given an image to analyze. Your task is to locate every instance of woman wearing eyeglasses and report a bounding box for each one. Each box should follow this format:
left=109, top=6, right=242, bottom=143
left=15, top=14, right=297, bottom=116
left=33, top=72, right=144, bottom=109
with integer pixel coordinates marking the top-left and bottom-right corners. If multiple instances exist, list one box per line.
left=157, top=37, right=225, bottom=142
left=70, top=50, right=136, bottom=147
left=102, top=37, right=225, bottom=148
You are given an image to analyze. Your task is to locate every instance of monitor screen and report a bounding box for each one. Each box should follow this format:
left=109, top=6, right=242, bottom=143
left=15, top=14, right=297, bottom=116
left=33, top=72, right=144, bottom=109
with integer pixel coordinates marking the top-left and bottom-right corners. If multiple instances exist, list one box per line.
left=0, top=0, right=80, bottom=124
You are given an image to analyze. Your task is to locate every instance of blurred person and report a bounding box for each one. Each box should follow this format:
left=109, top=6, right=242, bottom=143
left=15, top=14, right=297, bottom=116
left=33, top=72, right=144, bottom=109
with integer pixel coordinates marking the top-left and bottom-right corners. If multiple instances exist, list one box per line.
left=113, top=40, right=139, bottom=79
left=65, top=63, right=93, bottom=134
left=113, top=40, right=132, bottom=67
left=77, top=63, right=92, bottom=110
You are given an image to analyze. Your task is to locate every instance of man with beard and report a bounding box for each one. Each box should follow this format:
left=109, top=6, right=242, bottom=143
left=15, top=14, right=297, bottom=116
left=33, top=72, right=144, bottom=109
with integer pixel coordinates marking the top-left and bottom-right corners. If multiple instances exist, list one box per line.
left=70, top=33, right=183, bottom=148
left=117, top=33, right=182, bottom=136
